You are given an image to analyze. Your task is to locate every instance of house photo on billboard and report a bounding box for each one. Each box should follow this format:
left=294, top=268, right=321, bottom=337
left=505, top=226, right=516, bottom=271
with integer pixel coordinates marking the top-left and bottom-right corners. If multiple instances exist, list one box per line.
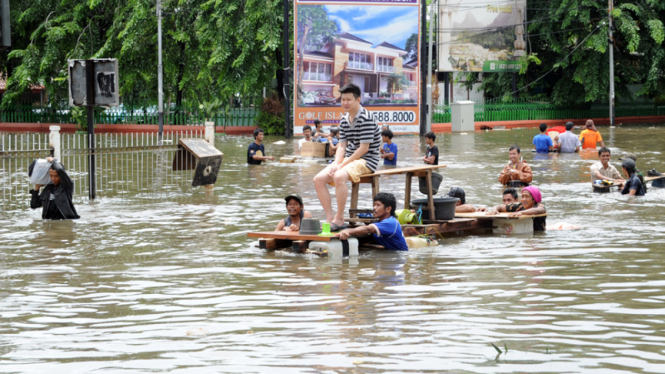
left=296, top=4, right=419, bottom=108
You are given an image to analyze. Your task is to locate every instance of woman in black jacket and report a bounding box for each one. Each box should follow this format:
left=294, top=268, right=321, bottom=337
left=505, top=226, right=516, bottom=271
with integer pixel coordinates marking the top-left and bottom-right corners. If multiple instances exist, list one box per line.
left=30, top=158, right=80, bottom=220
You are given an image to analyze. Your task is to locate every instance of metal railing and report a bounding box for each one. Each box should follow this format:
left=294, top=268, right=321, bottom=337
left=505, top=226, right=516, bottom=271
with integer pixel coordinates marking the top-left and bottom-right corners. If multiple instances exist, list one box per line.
left=0, top=105, right=260, bottom=127
left=347, top=61, right=373, bottom=71
left=377, top=65, right=395, bottom=73
left=432, top=101, right=665, bottom=123
left=1, top=130, right=206, bottom=209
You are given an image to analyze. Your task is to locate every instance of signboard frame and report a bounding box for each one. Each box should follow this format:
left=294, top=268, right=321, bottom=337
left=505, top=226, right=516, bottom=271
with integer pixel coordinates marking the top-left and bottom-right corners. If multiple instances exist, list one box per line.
left=294, top=0, right=421, bottom=135
left=68, top=58, right=120, bottom=108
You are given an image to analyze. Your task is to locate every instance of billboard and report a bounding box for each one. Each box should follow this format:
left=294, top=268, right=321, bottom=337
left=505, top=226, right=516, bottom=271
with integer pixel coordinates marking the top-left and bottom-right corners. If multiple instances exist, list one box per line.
left=294, top=0, right=421, bottom=135
left=438, top=0, right=526, bottom=72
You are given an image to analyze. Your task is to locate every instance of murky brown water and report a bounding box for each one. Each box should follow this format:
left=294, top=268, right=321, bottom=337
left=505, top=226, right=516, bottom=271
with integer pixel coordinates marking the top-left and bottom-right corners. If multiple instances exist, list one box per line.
left=2, top=125, right=665, bottom=373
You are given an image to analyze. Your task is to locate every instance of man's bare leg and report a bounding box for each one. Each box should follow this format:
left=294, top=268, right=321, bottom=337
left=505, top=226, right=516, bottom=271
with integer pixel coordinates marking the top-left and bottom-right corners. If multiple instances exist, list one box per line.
left=332, top=170, right=350, bottom=226
left=314, top=166, right=335, bottom=222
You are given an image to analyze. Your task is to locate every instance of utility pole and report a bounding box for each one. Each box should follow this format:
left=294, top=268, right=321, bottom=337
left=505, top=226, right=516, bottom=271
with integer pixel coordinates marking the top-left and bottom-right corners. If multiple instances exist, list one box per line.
left=157, top=0, right=164, bottom=141
left=0, top=0, right=11, bottom=48
left=608, top=0, right=615, bottom=126
left=426, top=0, right=435, bottom=133
left=86, top=60, right=96, bottom=200
left=283, top=0, right=291, bottom=138
left=419, top=0, right=427, bottom=136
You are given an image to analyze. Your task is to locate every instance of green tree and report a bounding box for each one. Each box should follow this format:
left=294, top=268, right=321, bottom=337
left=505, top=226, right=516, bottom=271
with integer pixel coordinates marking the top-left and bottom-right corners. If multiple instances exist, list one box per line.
left=482, top=0, right=665, bottom=104
left=1, top=0, right=285, bottom=110
left=296, top=5, right=337, bottom=92
left=404, top=33, right=418, bottom=60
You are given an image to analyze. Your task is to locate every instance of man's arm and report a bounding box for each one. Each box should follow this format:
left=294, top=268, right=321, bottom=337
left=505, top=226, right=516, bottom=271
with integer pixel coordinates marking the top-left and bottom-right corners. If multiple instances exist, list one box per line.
left=519, top=163, right=533, bottom=183
left=455, top=204, right=477, bottom=213
left=598, top=140, right=605, bottom=147
left=336, top=224, right=377, bottom=240
left=275, top=219, right=286, bottom=231
left=424, top=147, right=436, bottom=164
left=338, top=143, right=369, bottom=168
left=508, top=205, right=546, bottom=217
left=498, top=164, right=512, bottom=185
left=30, top=186, right=43, bottom=209
left=486, top=204, right=508, bottom=215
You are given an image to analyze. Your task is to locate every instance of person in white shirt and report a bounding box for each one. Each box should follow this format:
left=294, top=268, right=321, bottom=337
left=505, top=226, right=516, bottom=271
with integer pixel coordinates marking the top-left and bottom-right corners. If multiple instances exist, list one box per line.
left=590, top=146, right=624, bottom=184
left=298, top=125, right=313, bottom=150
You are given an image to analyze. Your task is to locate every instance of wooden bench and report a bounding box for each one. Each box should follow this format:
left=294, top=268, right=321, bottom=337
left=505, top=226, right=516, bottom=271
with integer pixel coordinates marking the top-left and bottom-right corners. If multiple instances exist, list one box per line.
left=349, top=165, right=447, bottom=221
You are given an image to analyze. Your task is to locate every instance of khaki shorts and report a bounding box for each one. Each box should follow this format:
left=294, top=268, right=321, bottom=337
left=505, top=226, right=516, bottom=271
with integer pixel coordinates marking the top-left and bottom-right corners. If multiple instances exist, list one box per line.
left=327, top=158, right=373, bottom=186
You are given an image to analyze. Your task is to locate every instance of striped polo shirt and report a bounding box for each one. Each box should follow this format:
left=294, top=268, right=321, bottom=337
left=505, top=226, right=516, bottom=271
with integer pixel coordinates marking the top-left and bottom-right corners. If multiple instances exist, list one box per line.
left=339, top=106, right=382, bottom=172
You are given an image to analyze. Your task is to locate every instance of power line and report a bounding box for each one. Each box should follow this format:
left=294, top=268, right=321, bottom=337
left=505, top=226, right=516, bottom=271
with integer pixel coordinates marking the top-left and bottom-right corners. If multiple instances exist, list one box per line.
left=484, top=23, right=604, bottom=103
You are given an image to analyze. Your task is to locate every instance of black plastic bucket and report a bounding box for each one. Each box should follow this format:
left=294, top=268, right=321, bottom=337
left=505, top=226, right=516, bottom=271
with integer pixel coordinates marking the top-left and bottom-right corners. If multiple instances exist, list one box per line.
left=418, top=172, right=443, bottom=195
left=410, top=197, right=459, bottom=221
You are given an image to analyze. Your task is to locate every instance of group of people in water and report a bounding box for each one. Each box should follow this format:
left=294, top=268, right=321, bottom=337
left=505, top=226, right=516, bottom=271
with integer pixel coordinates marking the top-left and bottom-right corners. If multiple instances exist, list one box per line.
left=267, top=83, right=656, bottom=250
left=28, top=82, right=654, bottom=252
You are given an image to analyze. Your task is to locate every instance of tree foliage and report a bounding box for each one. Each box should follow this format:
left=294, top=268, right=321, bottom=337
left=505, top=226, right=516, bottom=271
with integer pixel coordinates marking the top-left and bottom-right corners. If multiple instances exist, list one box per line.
left=3, top=0, right=665, bottom=108
left=1, top=0, right=285, bottom=108
left=480, top=0, right=665, bottom=104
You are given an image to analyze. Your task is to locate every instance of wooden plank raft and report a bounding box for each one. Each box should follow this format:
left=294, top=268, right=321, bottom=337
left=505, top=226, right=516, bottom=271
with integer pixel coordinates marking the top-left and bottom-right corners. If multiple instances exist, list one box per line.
left=247, top=231, right=374, bottom=253
left=455, top=212, right=548, bottom=220
left=402, top=218, right=481, bottom=237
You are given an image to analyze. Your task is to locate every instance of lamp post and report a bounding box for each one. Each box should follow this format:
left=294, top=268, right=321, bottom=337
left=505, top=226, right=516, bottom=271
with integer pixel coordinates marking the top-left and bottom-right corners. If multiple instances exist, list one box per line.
left=157, top=0, right=164, bottom=142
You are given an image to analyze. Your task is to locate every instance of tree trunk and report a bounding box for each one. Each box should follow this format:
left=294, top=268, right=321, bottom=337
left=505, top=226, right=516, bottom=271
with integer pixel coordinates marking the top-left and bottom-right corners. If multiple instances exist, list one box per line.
left=297, top=21, right=312, bottom=92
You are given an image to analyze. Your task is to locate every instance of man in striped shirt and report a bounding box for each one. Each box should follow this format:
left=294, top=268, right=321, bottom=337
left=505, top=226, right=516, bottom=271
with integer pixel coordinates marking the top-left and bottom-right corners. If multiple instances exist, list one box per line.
left=313, top=84, right=382, bottom=231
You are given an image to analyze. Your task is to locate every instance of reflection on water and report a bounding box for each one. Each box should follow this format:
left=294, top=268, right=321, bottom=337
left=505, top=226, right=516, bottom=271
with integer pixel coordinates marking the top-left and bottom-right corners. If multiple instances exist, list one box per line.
left=2, top=127, right=665, bottom=373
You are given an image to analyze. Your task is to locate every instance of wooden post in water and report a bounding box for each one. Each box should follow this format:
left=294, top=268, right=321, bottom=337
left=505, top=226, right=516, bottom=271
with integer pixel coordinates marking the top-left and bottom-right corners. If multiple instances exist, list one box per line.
left=204, top=121, right=215, bottom=194
left=49, top=126, right=61, bottom=160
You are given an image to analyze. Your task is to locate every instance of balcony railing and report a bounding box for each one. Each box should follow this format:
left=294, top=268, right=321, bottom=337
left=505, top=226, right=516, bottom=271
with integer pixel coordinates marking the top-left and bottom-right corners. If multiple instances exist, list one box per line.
left=377, top=65, right=395, bottom=73
left=406, top=81, right=417, bottom=87
left=348, top=61, right=373, bottom=71
left=303, top=72, right=332, bottom=81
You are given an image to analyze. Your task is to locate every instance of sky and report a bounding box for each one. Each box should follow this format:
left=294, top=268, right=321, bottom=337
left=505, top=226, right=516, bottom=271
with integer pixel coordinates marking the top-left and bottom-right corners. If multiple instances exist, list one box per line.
left=323, top=5, right=419, bottom=50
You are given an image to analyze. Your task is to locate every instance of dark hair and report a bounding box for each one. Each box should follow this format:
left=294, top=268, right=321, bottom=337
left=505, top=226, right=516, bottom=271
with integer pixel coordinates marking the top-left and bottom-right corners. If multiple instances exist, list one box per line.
left=425, top=131, right=436, bottom=141
left=381, top=129, right=393, bottom=139
left=598, top=146, right=611, bottom=156
left=565, top=121, right=574, bottom=131
left=339, top=84, right=361, bottom=99
left=285, top=197, right=303, bottom=207
left=509, top=145, right=521, bottom=154
left=539, top=123, right=547, bottom=132
left=303, top=125, right=312, bottom=133
left=330, top=126, right=339, bottom=135
left=373, top=192, right=397, bottom=217
left=622, top=159, right=636, bottom=176
left=314, top=120, right=321, bottom=127
left=253, top=128, right=263, bottom=139
left=503, top=188, right=518, bottom=200
left=447, top=187, right=466, bottom=204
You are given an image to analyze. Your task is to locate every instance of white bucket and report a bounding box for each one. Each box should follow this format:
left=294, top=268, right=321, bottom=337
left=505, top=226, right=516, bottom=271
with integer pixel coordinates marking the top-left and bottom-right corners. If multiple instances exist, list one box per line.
left=492, top=218, right=533, bottom=235
left=309, top=238, right=359, bottom=258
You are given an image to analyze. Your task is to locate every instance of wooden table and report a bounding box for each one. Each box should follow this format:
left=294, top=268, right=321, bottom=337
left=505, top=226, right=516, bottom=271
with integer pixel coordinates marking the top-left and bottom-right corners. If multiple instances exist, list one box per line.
left=349, top=164, right=447, bottom=221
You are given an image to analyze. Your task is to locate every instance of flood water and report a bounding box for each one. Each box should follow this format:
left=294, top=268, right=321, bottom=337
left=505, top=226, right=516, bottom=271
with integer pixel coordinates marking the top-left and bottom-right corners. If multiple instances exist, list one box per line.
left=2, top=125, right=665, bottom=373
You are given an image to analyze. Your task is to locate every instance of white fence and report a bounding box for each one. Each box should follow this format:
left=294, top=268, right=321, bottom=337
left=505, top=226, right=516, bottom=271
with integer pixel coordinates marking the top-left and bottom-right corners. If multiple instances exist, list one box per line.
left=1, top=127, right=211, bottom=210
